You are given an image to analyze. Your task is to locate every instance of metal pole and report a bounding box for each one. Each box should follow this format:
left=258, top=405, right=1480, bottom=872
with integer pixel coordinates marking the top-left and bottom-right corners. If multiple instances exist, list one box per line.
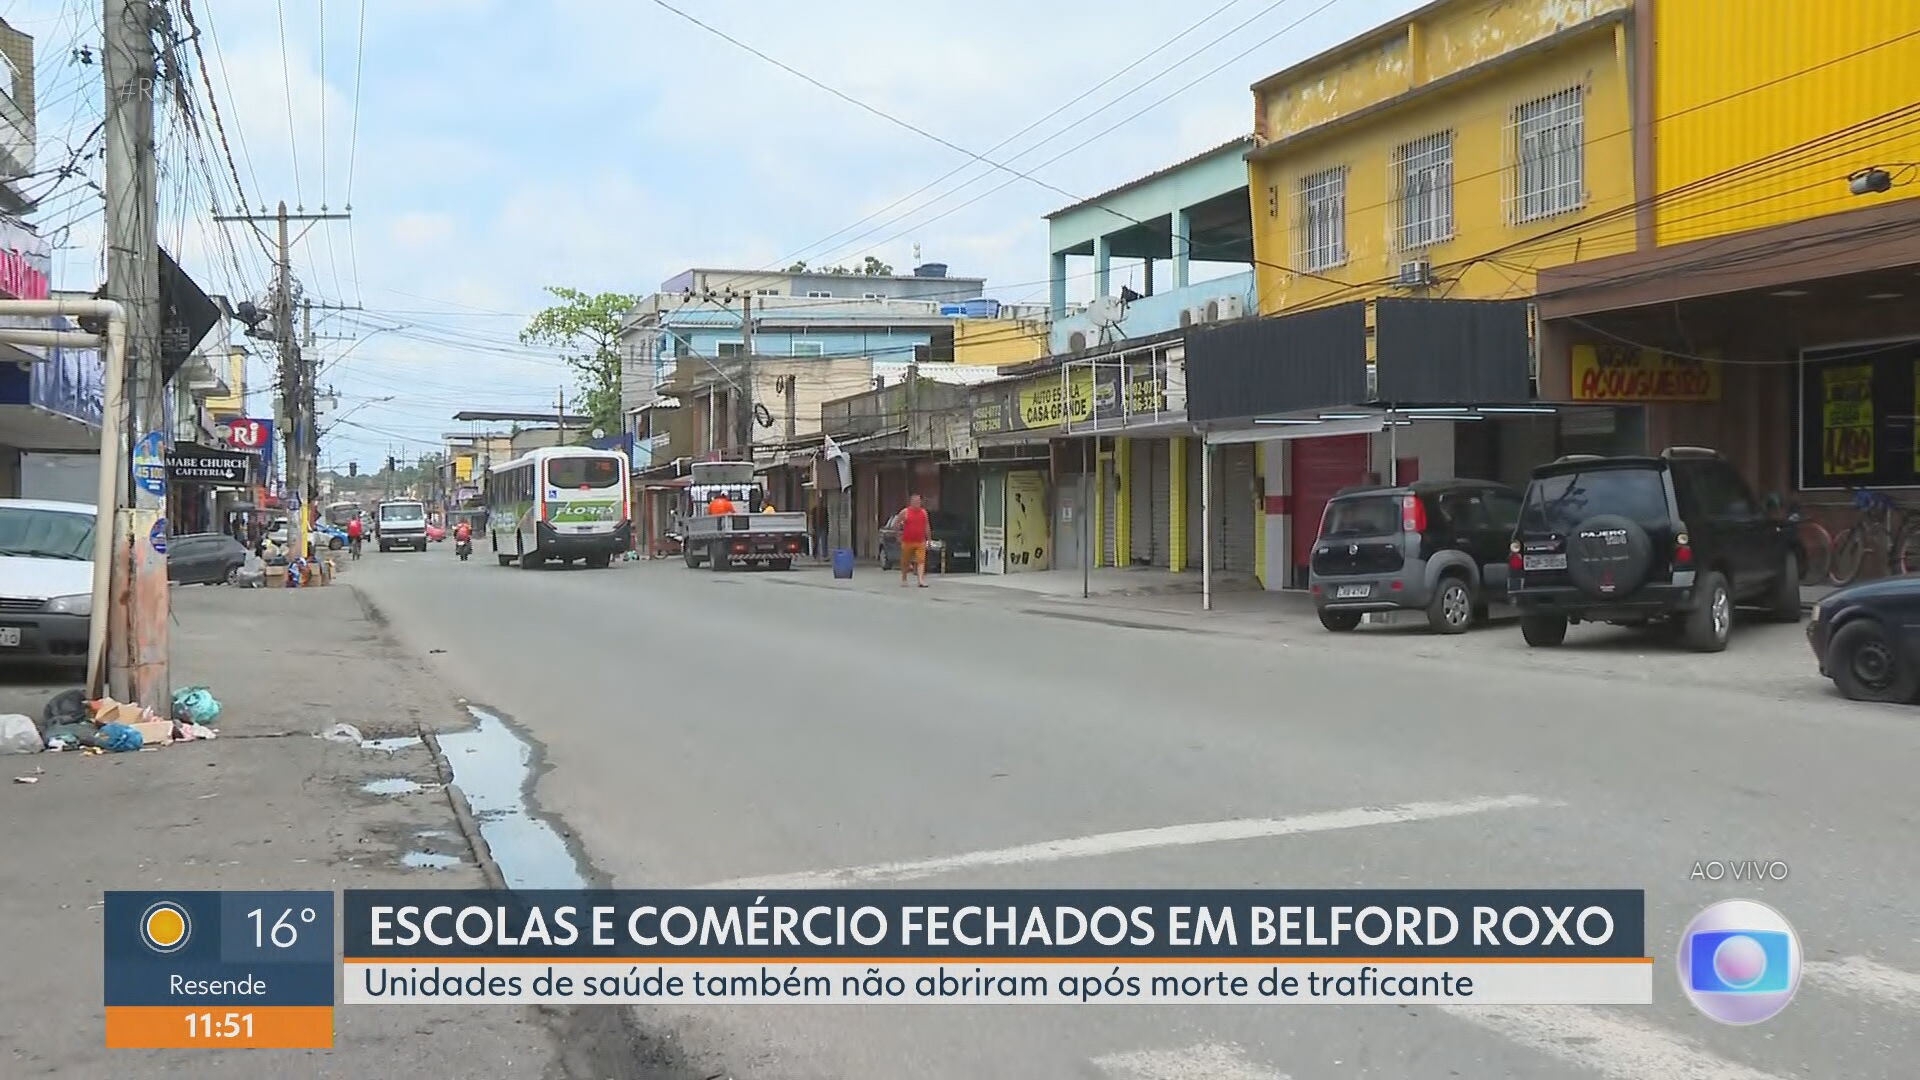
left=105, top=0, right=168, bottom=707
left=1082, top=437, right=1091, bottom=599
left=1202, top=437, right=1214, bottom=612
left=1387, top=409, right=1398, bottom=485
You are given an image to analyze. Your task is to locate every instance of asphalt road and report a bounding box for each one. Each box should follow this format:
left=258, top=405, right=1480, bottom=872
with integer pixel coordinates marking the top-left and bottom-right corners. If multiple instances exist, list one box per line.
left=355, top=548, right=1919, bottom=1080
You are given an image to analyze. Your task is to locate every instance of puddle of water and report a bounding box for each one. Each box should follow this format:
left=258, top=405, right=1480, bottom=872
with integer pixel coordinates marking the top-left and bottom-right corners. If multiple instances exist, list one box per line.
left=401, top=851, right=462, bottom=870
left=361, top=777, right=425, bottom=797
left=438, top=706, right=588, bottom=889
left=361, top=736, right=424, bottom=753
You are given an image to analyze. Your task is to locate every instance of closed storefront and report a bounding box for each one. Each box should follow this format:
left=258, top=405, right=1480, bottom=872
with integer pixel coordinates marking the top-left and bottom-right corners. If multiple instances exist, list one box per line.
left=1183, top=437, right=1203, bottom=570
left=979, top=470, right=1007, bottom=574
left=1149, top=440, right=1172, bottom=566
left=1289, top=434, right=1371, bottom=587
left=1217, top=442, right=1257, bottom=575
left=1101, top=454, right=1119, bottom=566
left=1127, top=438, right=1173, bottom=567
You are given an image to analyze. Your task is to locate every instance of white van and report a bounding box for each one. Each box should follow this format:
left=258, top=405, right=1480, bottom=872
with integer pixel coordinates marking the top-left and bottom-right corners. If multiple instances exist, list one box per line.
left=377, top=500, right=429, bottom=552
left=0, top=499, right=97, bottom=669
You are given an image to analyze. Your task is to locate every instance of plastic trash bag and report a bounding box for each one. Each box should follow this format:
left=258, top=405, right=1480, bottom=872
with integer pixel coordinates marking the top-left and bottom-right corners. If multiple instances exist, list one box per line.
left=172, top=686, right=221, bottom=726
left=43, top=689, right=87, bottom=726
left=95, top=722, right=143, bottom=752
left=0, top=714, right=41, bottom=754
left=45, top=720, right=96, bottom=751
left=318, top=722, right=363, bottom=743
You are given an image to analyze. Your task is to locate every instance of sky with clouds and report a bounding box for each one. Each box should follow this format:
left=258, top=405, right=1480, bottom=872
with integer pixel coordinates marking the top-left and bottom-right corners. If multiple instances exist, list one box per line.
left=9, top=0, right=1425, bottom=468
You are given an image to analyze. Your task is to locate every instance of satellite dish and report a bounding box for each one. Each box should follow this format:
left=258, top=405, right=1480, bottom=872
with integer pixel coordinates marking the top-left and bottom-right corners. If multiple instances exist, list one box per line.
left=1085, top=296, right=1124, bottom=329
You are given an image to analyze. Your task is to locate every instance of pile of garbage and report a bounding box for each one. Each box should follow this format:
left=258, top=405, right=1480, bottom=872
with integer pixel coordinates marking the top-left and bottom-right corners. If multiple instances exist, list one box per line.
left=1, top=686, right=222, bottom=755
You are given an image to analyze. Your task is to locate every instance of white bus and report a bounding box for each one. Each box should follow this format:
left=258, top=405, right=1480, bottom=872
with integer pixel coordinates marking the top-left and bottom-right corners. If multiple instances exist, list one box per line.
left=486, top=446, right=631, bottom=568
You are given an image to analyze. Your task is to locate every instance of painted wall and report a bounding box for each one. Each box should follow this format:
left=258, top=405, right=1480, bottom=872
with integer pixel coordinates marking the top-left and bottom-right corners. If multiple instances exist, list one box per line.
left=1050, top=271, right=1256, bottom=353
left=201, top=351, right=245, bottom=417
left=953, top=318, right=1048, bottom=366
left=1251, top=6, right=1634, bottom=312
left=1652, top=0, right=1920, bottom=245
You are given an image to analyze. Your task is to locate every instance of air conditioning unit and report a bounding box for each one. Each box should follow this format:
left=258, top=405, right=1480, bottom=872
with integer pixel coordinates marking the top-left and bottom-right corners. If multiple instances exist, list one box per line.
left=1397, top=258, right=1433, bottom=287
left=1182, top=305, right=1211, bottom=327
left=1067, top=330, right=1089, bottom=352
left=1206, top=295, right=1246, bottom=321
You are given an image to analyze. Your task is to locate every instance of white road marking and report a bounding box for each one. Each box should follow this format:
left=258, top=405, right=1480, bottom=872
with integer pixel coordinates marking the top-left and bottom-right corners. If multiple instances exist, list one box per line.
left=1805, top=956, right=1920, bottom=1010
left=1093, top=1042, right=1288, bottom=1080
left=708, top=794, right=1550, bottom=889
left=1441, top=1005, right=1787, bottom=1080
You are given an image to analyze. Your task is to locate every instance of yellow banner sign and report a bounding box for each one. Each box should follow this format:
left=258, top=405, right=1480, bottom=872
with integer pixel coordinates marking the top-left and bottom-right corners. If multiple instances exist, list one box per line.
left=1571, top=344, right=1720, bottom=402
left=1822, top=364, right=1873, bottom=477
left=1017, top=369, right=1095, bottom=429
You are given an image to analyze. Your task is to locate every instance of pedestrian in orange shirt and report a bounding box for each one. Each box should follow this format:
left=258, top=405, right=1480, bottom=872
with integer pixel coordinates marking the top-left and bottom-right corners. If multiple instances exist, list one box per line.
left=898, top=494, right=930, bottom=588
left=708, top=493, right=735, bottom=516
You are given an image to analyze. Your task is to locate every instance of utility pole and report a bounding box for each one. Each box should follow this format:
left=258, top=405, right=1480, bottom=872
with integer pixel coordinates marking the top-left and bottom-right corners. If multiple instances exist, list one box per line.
left=214, top=204, right=349, bottom=566
left=556, top=386, right=566, bottom=444
left=104, top=0, right=167, bottom=708
left=737, top=292, right=754, bottom=458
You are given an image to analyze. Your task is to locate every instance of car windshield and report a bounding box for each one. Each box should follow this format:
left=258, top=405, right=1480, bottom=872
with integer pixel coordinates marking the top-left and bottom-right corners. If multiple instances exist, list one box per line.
left=1522, top=468, right=1670, bottom=532
left=548, top=457, right=620, bottom=488
left=0, top=506, right=95, bottom=560
left=381, top=505, right=425, bottom=522
left=1319, top=496, right=1400, bottom=538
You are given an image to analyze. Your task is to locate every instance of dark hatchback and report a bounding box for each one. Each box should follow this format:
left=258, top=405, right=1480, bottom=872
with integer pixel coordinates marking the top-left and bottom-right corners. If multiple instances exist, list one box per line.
left=1807, top=578, right=1920, bottom=703
left=879, top=510, right=975, bottom=572
left=167, top=533, right=250, bottom=585
left=1309, top=479, right=1523, bottom=633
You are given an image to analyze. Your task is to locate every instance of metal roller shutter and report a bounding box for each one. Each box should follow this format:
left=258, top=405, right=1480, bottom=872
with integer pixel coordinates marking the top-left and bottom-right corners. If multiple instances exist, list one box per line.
left=1102, top=456, right=1119, bottom=567
left=1218, top=443, right=1257, bottom=574
left=1184, top=438, right=1203, bottom=570
left=1149, top=440, right=1172, bottom=568
left=1129, top=439, right=1153, bottom=566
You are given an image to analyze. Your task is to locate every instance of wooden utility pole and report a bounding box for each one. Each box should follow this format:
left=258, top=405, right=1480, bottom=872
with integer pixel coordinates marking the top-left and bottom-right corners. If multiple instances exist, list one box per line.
left=104, top=0, right=167, bottom=707
left=213, top=204, right=349, bottom=563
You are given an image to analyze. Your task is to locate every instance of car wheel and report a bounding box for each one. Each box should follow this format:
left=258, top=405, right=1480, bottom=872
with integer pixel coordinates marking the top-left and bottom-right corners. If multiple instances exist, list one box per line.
left=1768, top=552, right=1803, bottom=623
left=1827, top=619, right=1919, bottom=703
left=1427, top=576, right=1473, bottom=634
left=1318, top=609, right=1361, bottom=632
left=1520, top=614, right=1568, bottom=647
left=225, top=564, right=241, bottom=586
left=1683, top=571, right=1732, bottom=653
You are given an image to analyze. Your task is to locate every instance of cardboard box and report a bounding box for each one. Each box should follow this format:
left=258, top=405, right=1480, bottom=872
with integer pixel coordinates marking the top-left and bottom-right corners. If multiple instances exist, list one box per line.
left=128, top=719, right=173, bottom=746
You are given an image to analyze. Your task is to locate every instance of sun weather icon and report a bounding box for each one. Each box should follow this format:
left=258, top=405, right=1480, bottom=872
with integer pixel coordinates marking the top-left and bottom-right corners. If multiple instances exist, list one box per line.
left=139, top=900, right=191, bottom=954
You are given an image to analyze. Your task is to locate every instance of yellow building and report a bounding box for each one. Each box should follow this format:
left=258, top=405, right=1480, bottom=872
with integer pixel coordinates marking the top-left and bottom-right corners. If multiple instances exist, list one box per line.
left=952, top=317, right=1049, bottom=366
left=1535, top=1, right=1920, bottom=514
left=1249, top=0, right=1636, bottom=314
left=201, top=347, right=248, bottom=419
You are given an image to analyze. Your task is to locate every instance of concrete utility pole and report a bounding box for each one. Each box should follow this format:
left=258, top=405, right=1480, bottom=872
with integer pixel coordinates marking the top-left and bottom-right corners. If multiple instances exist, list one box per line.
left=556, top=386, right=566, bottom=443
left=213, top=203, right=349, bottom=563
left=104, top=0, right=168, bottom=707
left=736, top=292, right=754, bottom=458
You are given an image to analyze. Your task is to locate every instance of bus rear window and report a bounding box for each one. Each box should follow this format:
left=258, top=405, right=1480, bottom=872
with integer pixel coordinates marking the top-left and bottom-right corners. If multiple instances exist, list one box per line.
left=547, top=457, right=620, bottom=488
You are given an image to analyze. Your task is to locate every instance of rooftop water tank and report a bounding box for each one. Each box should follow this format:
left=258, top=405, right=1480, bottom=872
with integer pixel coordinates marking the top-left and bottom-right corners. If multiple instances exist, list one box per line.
left=913, top=262, right=948, bottom=278
left=938, top=304, right=968, bottom=318
left=962, top=298, right=1001, bottom=319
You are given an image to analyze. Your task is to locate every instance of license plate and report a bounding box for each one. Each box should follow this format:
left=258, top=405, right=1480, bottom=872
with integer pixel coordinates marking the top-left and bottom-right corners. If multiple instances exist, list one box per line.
left=1335, top=584, right=1371, bottom=599
left=0, top=627, right=19, bottom=647
left=1523, top=554, right=1567, bottom=571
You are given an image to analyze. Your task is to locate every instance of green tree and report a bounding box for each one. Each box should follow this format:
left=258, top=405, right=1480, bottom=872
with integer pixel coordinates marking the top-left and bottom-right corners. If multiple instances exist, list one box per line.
left=860, top=255, right=893, bottom=276
left=785, top=260, right=808, bottom=273
left=520, top=287, right=640, bottom=437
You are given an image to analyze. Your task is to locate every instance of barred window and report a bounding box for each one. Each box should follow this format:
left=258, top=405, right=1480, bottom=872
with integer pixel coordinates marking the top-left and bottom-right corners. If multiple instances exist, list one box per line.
left=1510, top=87, right=1585, bottom=222
left=1295, top=167, right=1348, bottom=272
left=1392, top=131, right=1454, bottom=252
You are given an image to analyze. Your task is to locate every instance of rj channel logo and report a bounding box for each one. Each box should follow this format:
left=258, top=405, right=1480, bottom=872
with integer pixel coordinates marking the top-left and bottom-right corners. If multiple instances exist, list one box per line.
left=1676, top=899, right=1801, bottom=1024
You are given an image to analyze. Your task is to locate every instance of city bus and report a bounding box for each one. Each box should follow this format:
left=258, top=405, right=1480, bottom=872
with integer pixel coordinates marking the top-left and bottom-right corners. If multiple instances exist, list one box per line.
left=485, top=446, right=631, bottom=568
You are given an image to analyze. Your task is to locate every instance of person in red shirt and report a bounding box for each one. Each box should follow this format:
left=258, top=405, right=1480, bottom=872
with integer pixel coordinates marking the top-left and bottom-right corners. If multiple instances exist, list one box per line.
left=897, top=493, right=931, bottom=588
left=345, top=514, right=364, bottom=558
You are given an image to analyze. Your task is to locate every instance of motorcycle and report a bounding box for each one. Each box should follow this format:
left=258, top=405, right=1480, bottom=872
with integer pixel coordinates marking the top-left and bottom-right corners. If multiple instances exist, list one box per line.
left=455, top=534, right=472, bottom=561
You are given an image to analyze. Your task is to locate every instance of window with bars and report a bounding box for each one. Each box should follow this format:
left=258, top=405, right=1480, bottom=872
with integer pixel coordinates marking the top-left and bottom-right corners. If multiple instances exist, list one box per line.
left=790, top=341, right=824, bottom=357
left=1392, top=131, right=1454, bottom=252
left=1510, top=87, right=1584, bottom=223
left=1295, top=167, right=1348, bottom=272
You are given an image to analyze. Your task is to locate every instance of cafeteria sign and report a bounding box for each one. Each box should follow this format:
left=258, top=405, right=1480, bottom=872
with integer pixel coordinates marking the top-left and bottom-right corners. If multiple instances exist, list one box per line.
left=166, top=443, right=253, bottom=487
left=1570, top=343, right=1720, bottom=402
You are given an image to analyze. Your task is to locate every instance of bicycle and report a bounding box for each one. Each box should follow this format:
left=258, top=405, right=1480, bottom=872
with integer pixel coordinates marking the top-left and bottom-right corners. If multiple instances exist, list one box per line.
left=1781, top=500, right=1831, bottom=586
left=1827, top=488, right=1920, bottom=585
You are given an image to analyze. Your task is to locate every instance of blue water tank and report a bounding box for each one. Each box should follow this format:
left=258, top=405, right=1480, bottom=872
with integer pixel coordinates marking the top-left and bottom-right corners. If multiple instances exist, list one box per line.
left=914, top=262, right=949, bottom=278
left=832, top=548, right=855, bottom=579
left=963, top=298, right=1001, bottom=319
left=938, top=303, right=968, bottom=318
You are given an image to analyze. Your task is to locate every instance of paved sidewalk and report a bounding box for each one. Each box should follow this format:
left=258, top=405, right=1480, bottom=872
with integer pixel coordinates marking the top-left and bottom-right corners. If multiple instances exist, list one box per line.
left=0, top=582, right=665, bottom=1079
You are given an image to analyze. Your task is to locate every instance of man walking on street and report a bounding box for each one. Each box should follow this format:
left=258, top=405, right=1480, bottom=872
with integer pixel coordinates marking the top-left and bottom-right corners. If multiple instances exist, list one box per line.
left=898, top=493, right=930, bottom=588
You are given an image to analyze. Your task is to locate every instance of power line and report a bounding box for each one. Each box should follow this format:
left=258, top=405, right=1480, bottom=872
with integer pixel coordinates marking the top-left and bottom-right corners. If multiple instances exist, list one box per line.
left=275, top=0, right=303, bottom=204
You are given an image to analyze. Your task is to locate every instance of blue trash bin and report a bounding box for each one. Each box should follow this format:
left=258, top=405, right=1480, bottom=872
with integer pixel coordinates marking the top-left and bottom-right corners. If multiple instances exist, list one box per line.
left=832, top=548, right=855, bottom=579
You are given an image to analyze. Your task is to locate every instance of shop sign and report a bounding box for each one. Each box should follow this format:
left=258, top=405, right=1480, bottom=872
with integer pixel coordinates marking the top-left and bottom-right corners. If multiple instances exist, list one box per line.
left=971, top=398, right=1006, bottom=436
left=1018, top=368, right=1097, bottom=428
left=1821, top=364, right=1874, bottom=477
left=1570, top=343, right=1720, bottom=402
left=167, top=444, right=253, bottom=486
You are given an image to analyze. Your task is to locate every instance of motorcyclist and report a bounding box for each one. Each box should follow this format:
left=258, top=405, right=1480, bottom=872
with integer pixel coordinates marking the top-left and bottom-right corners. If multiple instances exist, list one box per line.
left=453, top=519, right=472, bottom=552
left=346, top=514, right=364, bottom=558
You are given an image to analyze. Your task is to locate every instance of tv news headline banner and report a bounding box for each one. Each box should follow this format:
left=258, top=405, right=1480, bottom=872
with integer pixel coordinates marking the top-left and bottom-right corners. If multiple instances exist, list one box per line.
left=343, top=889, right=1652, bottom=1006
left=104, top=891, right=335, bottom=1048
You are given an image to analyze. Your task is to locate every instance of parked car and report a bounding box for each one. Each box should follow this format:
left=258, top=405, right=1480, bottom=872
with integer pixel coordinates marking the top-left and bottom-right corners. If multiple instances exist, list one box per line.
left=267, top=522, right=346, bottom=552
left=879, top=509, right=975, bottom=572
left=167, top=533, right=249, bottom=585
left=1807, top=578, right=1920, bottom=703
left=1508, top=447, right=1801, bottom=652
left=0, top=498, right=97, bottom=669
left=1309, top=478, right=1524, bottom=634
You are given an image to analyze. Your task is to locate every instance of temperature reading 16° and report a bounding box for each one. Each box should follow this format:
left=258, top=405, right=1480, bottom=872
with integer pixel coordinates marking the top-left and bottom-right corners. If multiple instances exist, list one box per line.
left=247, top=906, right=318, bottom=949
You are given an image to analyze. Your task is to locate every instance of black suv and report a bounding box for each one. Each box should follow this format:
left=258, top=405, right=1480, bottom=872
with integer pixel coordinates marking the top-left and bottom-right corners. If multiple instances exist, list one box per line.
left=1310, top=478, right=1524, bottom=634
left=1508, top=448, right=1801, bottom=651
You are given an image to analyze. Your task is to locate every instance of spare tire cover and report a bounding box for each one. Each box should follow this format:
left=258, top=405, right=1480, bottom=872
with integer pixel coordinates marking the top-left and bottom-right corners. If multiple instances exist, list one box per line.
left=1564, top=514, right=1653, bottom=598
